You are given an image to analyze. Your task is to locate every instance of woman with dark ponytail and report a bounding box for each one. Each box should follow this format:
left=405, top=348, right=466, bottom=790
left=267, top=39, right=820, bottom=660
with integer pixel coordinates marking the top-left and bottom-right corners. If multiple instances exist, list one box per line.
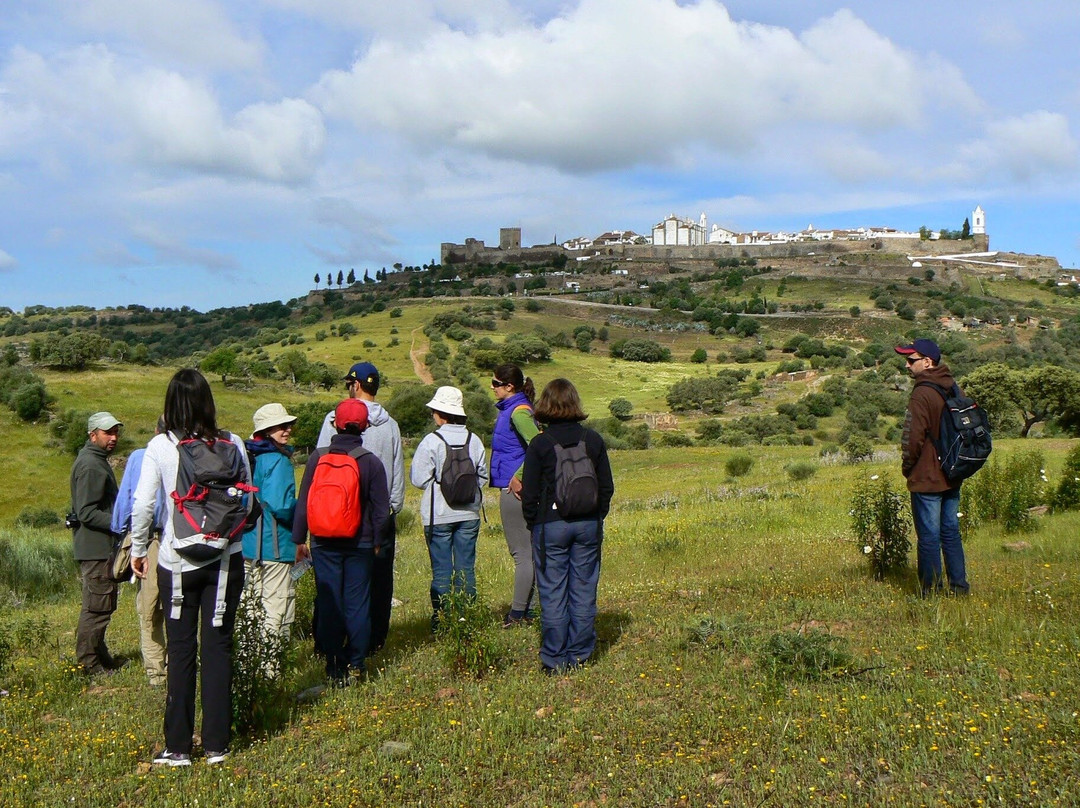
left=489, top=363, right=540, bottom=626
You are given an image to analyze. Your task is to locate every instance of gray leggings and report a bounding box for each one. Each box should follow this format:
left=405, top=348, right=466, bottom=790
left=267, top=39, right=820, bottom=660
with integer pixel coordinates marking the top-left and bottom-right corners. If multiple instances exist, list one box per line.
left=499, top=489, right=535, bottom=613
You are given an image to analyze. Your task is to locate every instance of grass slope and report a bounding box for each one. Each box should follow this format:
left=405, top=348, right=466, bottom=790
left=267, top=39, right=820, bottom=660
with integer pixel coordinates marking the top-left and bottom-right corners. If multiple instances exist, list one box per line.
left=2, top=441, right=1079, bottom=806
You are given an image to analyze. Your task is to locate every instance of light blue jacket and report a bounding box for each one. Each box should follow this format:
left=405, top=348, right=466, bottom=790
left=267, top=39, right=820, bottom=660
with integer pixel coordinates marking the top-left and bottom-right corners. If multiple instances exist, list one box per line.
left=241, top=440, right=297, bottom=563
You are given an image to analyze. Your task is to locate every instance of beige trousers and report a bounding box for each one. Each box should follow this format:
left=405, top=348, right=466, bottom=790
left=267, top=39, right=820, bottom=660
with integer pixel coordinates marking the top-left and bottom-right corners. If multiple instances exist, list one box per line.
left=243, top=559, right=296, bottom=640
left=136, top=535, right=166, bottom=685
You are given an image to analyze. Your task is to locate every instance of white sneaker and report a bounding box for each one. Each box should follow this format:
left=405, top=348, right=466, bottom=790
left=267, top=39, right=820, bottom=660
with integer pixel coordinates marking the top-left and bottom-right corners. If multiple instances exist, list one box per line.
left=205, top=749, right=229, bottom=765
left=152, top=750, right=191, bottom=767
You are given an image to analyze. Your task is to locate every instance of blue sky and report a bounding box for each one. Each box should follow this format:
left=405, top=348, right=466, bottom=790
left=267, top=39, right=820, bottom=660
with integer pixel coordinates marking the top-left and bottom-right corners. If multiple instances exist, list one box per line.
left=1, top=0, right=1078, bottom=310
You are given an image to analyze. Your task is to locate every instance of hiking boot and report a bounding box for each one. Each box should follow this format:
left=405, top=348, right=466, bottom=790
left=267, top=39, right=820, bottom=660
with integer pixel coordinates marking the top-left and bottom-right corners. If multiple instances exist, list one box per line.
left=502, top=610, right=534, bottom=628
left=205, top=749, right=229, bottom=765
left=85, top=664, right=118, bottom=678
left=152, top=750, right=191, bottom=767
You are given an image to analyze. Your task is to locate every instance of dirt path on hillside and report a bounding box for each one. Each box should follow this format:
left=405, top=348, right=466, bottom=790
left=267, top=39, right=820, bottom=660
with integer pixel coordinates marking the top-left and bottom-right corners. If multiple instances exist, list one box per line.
left=410, top=327, right=434, bottom=384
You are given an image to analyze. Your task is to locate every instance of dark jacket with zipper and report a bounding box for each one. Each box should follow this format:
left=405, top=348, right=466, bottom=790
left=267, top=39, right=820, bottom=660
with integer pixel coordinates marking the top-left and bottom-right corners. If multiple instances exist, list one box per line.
left=293, top=433, right=390, bottom=551
left=70, top=441, right=119, bottom=560
left=901, top=363, right=956, bottom=493
left=521, top=420, right=614, bottom=529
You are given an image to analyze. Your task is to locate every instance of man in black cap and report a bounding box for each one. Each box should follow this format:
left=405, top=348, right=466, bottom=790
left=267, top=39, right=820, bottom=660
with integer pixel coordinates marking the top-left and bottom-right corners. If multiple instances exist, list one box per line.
left=894, top=338, right=970, bottom=596
left=70, top=411, right=124, bottom=674
left=317, top=362, right=404, bottom=655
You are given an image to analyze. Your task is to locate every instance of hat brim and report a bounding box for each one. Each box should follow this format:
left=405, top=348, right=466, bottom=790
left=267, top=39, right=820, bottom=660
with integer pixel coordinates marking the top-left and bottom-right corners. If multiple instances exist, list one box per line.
left=426, top=397, right=466, bottom=417
left=894, top=345, right=917, bottom=356
left=252, top=415, right=297, bottom=437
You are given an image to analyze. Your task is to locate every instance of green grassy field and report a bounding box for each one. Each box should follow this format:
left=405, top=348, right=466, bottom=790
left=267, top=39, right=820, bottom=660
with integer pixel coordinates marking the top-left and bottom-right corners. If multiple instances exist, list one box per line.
left=2, top=439, right=1079, bottom=807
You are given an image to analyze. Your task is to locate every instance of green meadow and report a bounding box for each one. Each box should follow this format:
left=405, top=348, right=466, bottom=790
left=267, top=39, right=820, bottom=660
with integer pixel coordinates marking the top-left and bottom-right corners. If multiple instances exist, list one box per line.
left=2, top=290, right=1080, bottom=806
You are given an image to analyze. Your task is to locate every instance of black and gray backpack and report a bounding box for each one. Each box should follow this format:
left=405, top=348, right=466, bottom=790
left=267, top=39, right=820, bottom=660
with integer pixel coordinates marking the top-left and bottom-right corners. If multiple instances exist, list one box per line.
left=553, top=439, right=599, bottom=519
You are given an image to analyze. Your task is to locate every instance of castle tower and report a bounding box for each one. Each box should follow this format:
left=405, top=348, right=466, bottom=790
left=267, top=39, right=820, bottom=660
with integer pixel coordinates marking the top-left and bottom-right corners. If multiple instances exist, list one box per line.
left=499, top=227, right=521, bottom=250
left=972, top=205, right=985, bottom=235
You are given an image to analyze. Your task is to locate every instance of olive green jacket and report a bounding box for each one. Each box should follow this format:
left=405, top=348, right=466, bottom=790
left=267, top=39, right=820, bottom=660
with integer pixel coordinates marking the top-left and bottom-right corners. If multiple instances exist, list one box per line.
left=69, top=441, right=119, bottom=560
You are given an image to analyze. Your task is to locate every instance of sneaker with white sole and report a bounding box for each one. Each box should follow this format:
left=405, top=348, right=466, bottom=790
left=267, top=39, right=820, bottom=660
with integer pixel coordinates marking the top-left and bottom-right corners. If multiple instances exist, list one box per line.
left=152, top=750, right=191, bottom=767
left=205, top=749, right=229, bottom=765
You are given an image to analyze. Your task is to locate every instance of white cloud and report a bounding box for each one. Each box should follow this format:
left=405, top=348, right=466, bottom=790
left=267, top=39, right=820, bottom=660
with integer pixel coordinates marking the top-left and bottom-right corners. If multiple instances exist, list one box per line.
left=313, top=0, right=977, bottom=172
left=70, top=0, right=263, bottom=71
left=957, top=111, right=1078, bottom=182
left=0, top=249, right=17, bottom=271
left=264, top=0, right=528, bottom=38
left=2, top=45, right=325, bottom=182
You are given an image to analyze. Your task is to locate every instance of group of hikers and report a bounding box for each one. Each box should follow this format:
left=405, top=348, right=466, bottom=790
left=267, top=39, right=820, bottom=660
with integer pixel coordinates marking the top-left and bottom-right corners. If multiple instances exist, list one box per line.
left=67, top=361, right=615, bottom=767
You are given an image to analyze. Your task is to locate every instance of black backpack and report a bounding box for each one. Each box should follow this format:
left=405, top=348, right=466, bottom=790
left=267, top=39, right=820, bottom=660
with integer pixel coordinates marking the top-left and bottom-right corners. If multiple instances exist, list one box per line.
left=917, top=381, right=992, bottom=483
left=553, top=438, right=599, bottom=519
left=170, top=433, right=256, bottom=563
left=434, top=431, right=480, bottom=508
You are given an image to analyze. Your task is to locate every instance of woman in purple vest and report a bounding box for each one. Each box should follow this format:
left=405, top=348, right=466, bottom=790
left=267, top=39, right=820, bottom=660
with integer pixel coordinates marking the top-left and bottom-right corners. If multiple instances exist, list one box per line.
left=489, top=363, right=540, bottom=627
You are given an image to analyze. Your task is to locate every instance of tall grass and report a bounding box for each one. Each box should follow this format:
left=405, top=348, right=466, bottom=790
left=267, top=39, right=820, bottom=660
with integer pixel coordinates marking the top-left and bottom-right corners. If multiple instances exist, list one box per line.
left=0, top=526, right=75, bottom=604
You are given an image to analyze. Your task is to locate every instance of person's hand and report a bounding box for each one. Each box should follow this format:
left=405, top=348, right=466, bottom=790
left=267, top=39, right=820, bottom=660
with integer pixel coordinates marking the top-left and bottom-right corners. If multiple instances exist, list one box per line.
left=295, top=543, right=311, bottom=561
left=508, top=476, right=523, bottom=499
left=132, top=555, right=148, bottom=579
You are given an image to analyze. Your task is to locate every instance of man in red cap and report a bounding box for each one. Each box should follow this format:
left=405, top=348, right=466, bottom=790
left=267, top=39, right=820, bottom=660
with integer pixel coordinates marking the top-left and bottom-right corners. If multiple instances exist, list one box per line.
left=293, top=399, right=390, bottom=685
left=894, top=338, right=969, bottom=596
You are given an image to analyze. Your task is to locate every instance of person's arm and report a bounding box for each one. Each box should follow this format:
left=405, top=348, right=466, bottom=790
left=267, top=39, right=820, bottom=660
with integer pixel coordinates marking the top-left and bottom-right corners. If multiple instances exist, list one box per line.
left=131, top=442, right=163, bottom=564
left=261, top=453, right=297, bottom=525
left=389, top=422, right=406, bottom=514
left=315, top=411, right=335, bottom=450
left=110, top=452, right=140, bottom=535
left=508, top=406, right=541, bottom=493
left=592, top=433, right=615, bottom=520
left=364, top=456, right=391, bottom=551
left=73, top=457, right=114, bottom=533
left=520, top=438, right=544, bottom=528
left=291, top=452, right=320, bottom=545
left=902, top=388, right=933, bottom=477
left=409, top=436, right=436, bottom=490
left=474, top=435, right=489, bottom=490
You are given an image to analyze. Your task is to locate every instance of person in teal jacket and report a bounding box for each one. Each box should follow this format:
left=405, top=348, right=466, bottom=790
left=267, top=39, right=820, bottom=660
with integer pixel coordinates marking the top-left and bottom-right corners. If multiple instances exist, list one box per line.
left=242, top=403, right=301, bottom=648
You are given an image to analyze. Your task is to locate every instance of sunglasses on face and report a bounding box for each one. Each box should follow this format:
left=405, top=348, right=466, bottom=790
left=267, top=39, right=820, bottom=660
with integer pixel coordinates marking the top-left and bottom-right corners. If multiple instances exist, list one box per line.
left=906, top=356, right=922, bottom=365
left=491, top=379, right=508, bottom=388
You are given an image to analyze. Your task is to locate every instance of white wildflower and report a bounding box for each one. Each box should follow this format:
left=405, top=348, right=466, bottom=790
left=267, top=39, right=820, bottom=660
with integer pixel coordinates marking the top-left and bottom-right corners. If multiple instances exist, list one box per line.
left=863, top=545, right=872, bottom=554
left=957, top=511, right=964, bottom=518
left=870, top=474, right=880, bottom=481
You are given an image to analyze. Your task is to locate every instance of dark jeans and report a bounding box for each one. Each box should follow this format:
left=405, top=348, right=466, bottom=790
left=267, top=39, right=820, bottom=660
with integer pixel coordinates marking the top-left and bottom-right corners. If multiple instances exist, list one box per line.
left=76, top=559, right=118, bottom=670
left=911, top=489, right=969, bottom=595
left=531, top=519, right=601, bottom=670
left=158, top=552, right=244, bottom=755
left=368, top=514, right=396, bottom=655
left=425, top=519, right=480, bottom=613
left=312, top=543, right=373, bottom=678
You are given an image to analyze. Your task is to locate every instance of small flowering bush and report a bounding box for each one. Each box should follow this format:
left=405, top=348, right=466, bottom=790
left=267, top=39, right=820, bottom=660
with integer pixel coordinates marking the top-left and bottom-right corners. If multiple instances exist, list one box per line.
left=851, top=475, right=910, bottom=580
left=232, top=591, right=291, bottom=738
left=961, top=450, right=1045, bottom=533
left=1051, top=444, right=1080, bottom=512
left=434, top=588, right=503, bottom=678
left=844, top=435, right=874, bottom=464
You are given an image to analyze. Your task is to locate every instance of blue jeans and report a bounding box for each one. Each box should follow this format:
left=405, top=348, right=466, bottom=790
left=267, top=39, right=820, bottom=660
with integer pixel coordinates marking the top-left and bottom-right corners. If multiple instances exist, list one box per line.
left=911, top=490, right=969, bottom=595
left=311, top=544, right=374, bottom=677
left=425, top=519, right=480, bottom=613
left=532, top=519, right=601, bottom=670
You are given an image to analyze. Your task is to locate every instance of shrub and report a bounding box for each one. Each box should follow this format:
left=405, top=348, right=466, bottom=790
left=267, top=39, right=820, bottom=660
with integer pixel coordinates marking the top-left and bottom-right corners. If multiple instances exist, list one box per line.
left=658, top=431, right=694, bottom=447
left=786, top=461, right=818, bottom=482
left=14, top=507, right=61, bottom=529
left=231, top=593, right=291, bottom=737
left=725, top=453, right=754, bottom=478
left=608, top=398, right=633, bottom=420
left=1051, top=444, right=1080, bottom=512
left=51, top=408, right=93, bottom=455
left=757, top=630, right=853, bottom=680
left=434, top=588, right=502, bottom=677
left=851, top=475, right=910, bottom=580
left=961, top=450, right=1046, bottom=533
left=690, top=348, right=707, bottom=363
left=844, top=435, right=874, bottom=464
left=610, top=338, right=671, bottom=363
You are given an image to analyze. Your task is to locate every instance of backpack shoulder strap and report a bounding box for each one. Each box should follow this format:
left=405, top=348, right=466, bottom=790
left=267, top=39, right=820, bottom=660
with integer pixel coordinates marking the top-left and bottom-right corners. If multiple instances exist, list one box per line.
left=915, top=380, right=950, bottom=400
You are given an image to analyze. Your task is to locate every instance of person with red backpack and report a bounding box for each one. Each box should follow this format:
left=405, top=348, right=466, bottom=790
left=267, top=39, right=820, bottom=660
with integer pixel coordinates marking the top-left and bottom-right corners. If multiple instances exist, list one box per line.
left=293, top=399, right=389, bottom=686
